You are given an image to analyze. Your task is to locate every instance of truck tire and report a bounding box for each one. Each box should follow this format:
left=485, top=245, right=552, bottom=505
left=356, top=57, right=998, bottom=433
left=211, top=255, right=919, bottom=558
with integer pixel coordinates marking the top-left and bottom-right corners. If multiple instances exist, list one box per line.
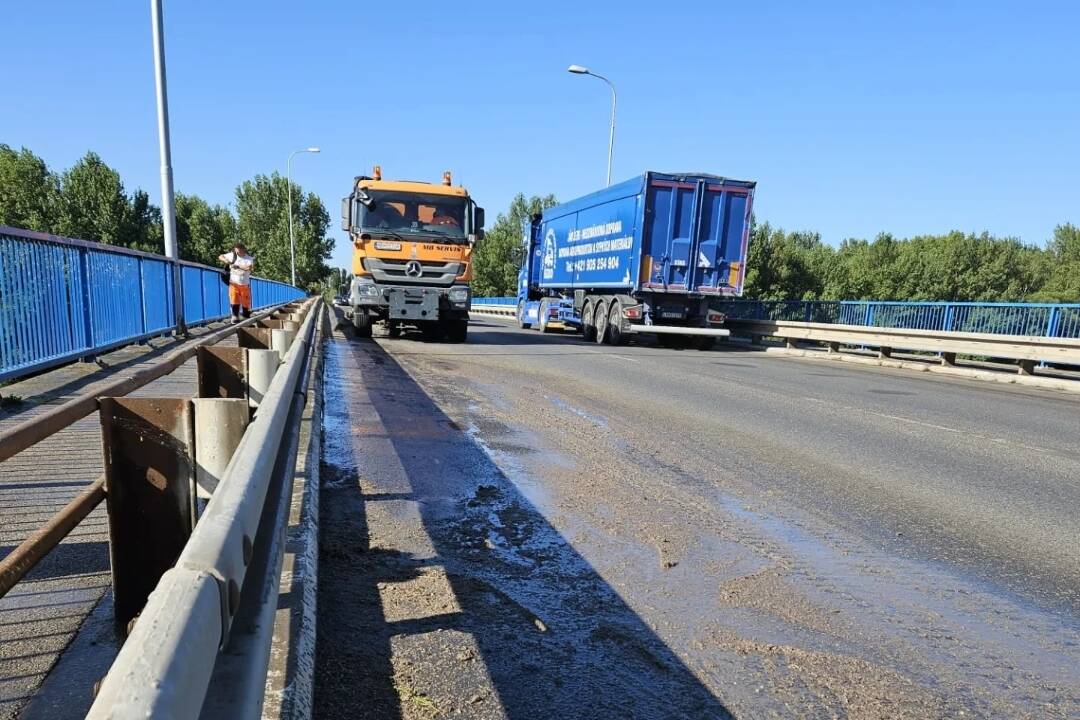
left=606, top=301, right=628, bottom=346
left=581, top=299, right=597, bottom=342
left=517, top=300, right=531, bottom=329
left=594, top=299, right=610, bottom=344
left=446, top=319, right=468, bottom=343
left=695, top=336, right=716, bottom=351
left=387, top=321, right=401, bottom=339
left=352, top=308, right=373, bottom=338
left=539, top=299, right=554, bottom=333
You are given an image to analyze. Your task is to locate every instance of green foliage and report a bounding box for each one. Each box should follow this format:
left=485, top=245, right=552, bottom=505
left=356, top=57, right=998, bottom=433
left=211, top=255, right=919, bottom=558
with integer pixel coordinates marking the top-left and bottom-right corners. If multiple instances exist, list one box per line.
left=745, top=224, right=1068, bottom=302
left=234, top=172, right=333, bottom=289
left=0, top=144, right=57, bottom=232
left=1032, top=224, right=1080, bottom=301
left=54, top=152, right=136, bottom=248
left=472, top=192, right=558, bottom=298
left=175, top=193, right=236, bottom=266
left=0, top=145, right=334, bottom=290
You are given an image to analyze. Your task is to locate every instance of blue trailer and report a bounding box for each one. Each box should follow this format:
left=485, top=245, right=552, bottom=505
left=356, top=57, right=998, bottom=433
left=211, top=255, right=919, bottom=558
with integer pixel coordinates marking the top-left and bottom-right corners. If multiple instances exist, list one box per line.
left=516, top=171, right=755, bottom=348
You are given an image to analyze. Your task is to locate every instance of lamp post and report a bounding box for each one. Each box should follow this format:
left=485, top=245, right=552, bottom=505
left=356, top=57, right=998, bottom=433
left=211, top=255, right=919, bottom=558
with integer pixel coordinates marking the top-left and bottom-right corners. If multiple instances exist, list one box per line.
left=150, top=0, right=185, bottom=333
left=287, top=147, right=320, bottom=287
left=568, top=64, right=616, bottom=186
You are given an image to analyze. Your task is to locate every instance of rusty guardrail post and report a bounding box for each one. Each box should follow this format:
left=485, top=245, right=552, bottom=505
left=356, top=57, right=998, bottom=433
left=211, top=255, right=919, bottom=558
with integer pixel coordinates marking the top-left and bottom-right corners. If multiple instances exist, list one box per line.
left=100, top=397, right=197, bottom=628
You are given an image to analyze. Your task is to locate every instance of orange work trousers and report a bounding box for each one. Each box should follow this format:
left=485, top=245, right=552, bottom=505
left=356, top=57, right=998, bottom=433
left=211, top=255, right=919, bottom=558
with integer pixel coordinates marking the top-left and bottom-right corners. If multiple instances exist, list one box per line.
left=229, top=283, right=252, bottom=309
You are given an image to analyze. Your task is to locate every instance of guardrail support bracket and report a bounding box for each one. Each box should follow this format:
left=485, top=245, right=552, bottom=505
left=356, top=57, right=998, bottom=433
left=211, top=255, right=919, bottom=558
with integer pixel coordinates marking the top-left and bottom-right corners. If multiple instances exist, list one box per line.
left=941, top=352, right=957, bottom=366
left=100, top=397, right=196, bottom=628
left=1018, top=359, right=1036, bottom=376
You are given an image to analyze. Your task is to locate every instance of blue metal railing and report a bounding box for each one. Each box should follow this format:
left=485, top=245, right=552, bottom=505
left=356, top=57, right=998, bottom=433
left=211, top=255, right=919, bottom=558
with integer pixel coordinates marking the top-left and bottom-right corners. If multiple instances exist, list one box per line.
left=0, top=226, right=304, bottom=383
left=714, top=299, right=1080, bottom=339
left=474, top=295, right=1080, bottom=341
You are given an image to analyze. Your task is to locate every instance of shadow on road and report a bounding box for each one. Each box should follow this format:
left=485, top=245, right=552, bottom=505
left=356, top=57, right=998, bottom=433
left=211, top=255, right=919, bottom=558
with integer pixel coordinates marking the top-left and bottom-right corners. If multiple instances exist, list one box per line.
left=314, top=326, right=732, bottom=719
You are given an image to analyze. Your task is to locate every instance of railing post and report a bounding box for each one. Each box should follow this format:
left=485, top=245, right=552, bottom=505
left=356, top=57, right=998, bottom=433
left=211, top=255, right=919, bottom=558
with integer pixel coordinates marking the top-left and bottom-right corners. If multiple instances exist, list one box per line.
left=77, top=247, right=95, bottom=361
left=943, top=304, right=955, bottom=332
left=137, top=257, right=147, bottom=339
left=864, top=303, right=874, bottom=327
left=1045, top=306, right=1060, bottom=338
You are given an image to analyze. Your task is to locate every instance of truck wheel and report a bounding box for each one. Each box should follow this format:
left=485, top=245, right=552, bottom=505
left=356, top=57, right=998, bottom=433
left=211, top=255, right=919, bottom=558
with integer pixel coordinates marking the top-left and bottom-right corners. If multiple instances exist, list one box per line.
left=539, top=299, right=554, bottom=333
left=387, top=321, right=401, bottom=339
left=594, top=300, right=609, bottom=344
left=517, top=300, right=532, bottom=329
left=352, top=308, right=373, bottom=339
left=606, top=302, right=628, bottom=346
left=695, top=336, right=716, bottom=351
left=446, top=319, right=468, bottom=343
left=581, top=300, right=597, bottom=342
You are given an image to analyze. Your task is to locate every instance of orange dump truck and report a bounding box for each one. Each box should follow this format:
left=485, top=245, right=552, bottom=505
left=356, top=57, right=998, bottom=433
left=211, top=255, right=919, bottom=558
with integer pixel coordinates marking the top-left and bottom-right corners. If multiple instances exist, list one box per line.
left=341, top=167, right=484, bottom=342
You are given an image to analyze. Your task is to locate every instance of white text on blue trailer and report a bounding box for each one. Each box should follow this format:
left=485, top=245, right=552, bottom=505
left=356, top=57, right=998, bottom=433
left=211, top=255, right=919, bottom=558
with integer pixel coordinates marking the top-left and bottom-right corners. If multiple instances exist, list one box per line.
left=516, top=171, right=755, bottom=348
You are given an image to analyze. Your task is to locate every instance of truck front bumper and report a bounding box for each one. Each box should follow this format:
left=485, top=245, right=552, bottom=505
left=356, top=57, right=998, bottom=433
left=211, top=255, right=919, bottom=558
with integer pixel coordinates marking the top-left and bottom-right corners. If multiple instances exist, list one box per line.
left=350, top=279, right=470, bottom=321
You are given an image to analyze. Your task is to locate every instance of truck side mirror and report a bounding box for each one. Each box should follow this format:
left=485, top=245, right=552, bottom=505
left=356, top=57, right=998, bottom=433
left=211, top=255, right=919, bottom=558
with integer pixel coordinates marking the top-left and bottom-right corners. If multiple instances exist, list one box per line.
left=475, top=207, right=485, bottom=231
left=340, top=196, right=351, bottom=231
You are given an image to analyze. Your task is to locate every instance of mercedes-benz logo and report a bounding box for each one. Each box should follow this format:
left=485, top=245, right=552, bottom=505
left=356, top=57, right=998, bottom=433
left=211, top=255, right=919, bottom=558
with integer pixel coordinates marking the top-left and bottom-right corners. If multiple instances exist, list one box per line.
left=404, top=260, right=423, bottom=277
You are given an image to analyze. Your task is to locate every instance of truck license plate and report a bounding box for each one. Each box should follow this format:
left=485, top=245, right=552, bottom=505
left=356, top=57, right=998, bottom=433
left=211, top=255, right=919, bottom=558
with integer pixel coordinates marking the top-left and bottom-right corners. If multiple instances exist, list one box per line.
left=661, top=311, right=683, bottom=319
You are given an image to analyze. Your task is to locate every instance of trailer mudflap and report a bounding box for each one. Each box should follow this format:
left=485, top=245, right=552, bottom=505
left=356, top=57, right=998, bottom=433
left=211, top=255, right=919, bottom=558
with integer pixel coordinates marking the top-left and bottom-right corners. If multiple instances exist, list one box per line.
left=387, top=287, right=440, bottom=321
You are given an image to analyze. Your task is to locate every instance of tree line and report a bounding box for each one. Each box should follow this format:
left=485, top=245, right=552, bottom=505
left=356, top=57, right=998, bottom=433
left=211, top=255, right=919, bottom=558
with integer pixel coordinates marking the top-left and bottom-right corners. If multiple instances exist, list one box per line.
left=0, top=144, right=334, bottom=289
left=471, top=192, right=1079, bottom=303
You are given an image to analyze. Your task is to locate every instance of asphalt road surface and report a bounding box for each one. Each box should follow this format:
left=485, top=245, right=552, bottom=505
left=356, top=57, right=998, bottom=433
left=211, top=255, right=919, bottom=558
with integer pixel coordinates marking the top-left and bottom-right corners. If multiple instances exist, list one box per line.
left=316, top=313, right=1079, bottom=719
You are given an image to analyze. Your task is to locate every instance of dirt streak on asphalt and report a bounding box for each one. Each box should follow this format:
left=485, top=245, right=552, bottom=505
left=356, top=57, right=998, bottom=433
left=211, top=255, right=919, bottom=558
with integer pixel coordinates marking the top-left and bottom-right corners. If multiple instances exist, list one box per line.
left=315, top=316, right=1079, bottom=719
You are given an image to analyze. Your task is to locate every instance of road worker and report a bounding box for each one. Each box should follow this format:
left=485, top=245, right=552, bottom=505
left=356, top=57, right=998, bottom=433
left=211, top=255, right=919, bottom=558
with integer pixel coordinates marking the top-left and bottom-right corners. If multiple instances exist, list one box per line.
left=219, top=242, right=254, bottom=323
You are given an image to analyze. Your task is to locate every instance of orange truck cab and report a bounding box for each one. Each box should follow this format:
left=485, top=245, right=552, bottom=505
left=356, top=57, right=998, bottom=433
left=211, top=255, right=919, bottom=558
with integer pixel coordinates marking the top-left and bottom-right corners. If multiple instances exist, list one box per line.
left=341, top=167, right=484, bottom=342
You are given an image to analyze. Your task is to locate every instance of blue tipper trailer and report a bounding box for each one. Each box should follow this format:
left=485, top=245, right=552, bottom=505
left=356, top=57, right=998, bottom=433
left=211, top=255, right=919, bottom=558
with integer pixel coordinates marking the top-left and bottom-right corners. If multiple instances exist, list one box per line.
left=516, top=171, right=755, bottom=348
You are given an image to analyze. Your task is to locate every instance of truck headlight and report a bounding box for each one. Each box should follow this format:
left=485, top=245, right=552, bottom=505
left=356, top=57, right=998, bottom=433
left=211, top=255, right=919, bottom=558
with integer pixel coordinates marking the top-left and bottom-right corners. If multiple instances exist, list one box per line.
left=357, top=283, right=380, bottom=298
left=449, top=287, right=469, bottom=303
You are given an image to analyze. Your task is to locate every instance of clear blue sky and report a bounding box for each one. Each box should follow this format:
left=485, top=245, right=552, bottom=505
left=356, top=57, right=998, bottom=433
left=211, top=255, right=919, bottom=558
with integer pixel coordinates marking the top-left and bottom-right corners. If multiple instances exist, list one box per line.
left=2, top=1, right=1077, bottom=271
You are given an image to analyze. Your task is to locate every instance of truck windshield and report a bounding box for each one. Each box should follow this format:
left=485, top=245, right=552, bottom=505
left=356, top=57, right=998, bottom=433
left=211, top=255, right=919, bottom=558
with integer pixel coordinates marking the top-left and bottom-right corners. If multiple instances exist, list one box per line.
left=357, top=191, right=469, bottom=242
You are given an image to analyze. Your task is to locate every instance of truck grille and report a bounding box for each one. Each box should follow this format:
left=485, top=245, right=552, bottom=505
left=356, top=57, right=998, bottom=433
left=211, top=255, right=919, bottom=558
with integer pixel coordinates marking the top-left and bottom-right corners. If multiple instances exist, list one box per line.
left=364, top=258, right=463, bottom=287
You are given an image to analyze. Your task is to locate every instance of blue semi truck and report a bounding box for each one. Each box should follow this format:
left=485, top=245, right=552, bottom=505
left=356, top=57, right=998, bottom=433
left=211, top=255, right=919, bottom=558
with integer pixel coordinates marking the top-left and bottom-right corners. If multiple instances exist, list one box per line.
left=516, top=171, right=755, bottom=348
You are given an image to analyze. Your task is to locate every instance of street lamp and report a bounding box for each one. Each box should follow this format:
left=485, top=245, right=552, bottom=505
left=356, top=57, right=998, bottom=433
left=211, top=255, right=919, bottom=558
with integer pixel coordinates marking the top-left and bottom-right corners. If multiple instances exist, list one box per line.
left=568, top=64, right=616, bottom=186
left=150, top=0, right=185, bottom=333
left=287, top=146, right=321, bottom=287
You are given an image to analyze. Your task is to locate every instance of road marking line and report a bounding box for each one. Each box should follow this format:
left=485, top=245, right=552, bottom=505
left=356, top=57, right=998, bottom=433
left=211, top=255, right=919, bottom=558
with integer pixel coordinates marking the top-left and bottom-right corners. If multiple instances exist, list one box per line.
left=798, top=395, right=1064, bottom=456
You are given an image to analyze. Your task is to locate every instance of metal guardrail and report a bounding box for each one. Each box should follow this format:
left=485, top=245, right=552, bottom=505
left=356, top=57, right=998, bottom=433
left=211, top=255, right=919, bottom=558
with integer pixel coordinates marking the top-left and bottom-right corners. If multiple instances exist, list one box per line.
left=725, top=318, right=1080, bottom=373
left=0, top=303, right=301, bottom=598
left=87, top=298, right=323, bottom=719
left=0, top=225, right=304, bottom=383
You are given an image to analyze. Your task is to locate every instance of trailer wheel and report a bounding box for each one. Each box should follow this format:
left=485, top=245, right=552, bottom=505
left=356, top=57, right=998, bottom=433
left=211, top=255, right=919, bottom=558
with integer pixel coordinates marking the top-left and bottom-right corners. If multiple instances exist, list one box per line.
left=387, top=321, right=401, bottom=339
left=516, top=300, right=531, bottom=329
left=352, top=308, right=373, bottom=339
left=538, top=299, right=555, bottom=333
left=594, top=299, right=610, bottom=344
left=606, top=302, right=628, bottom=346
left=695, top=336, right=716, bottom=351
left=581, top=300, right=597, bottom=342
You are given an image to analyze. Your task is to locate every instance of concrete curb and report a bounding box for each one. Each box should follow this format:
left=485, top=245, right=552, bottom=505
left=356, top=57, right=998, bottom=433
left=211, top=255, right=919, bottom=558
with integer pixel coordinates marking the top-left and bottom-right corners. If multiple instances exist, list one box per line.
left=262, top=309, right=328, bottom=719
left=761, top=345, right=1080, bottom=395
